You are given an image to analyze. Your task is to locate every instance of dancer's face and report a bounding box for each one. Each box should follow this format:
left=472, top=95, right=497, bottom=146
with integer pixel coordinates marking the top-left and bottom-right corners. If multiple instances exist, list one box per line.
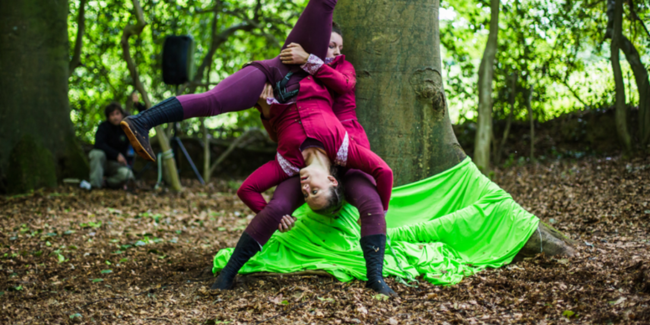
left=326, top=32, right=343, bottom=59
left=299, top=166, right=338, bottom=211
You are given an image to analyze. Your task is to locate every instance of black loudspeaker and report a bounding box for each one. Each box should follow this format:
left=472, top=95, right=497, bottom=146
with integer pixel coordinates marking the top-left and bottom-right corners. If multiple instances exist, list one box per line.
left=162, top=35, right=195, bottom=85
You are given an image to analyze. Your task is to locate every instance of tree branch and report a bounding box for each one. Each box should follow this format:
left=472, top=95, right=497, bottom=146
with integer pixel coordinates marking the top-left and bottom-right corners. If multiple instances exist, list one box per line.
left=182, top=22, right=256, bottom=95
left=209, top=128, right=262, bottom=174
left=627, top=0, right=650, bottom=39
left=69, top=0, right=87, bottom=76
left=181, top=2, right=280, bottom=95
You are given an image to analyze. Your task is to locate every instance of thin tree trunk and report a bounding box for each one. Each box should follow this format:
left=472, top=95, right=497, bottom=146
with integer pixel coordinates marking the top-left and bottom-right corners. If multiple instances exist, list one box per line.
left=69, top=0, right=87, bottom=76
left=609, top=0, right=633, bottom=153
left=202, top=118, right=211, bottom=182
left=474, top=0, right=500, bottom=173
left=496, top=72, right=517, bottom=165
left=527, top=84, right=535, bottom=160
left=120, top=0, right=182, bottom=191
left=618, top=36, right=650, bottom=146
left=201, top=66, right=211, bottom=182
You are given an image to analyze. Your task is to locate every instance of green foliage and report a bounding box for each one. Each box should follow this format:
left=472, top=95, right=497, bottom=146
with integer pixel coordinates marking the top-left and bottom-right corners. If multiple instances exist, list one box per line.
left=68, top=0, right=306, bottom=143
left=6, top=135, right=57, bottom=195
left=440, top=0, right=650, bottom=124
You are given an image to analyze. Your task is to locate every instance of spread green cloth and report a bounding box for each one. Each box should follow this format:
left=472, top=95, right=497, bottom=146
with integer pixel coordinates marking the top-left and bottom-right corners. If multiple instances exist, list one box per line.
left=213, top=158, right=539, bottom=285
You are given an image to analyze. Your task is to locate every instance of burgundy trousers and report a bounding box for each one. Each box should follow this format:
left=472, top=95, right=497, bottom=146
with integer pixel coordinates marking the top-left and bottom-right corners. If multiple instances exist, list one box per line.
left=177, top=0, right=338, bottom=119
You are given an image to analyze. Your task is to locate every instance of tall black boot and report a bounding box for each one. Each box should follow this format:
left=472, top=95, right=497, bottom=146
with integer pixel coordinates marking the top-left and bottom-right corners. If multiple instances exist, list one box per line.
left=120, top=97, right=184, bottom=162
left=360, top=234, right=397, bottom=296
left=211, top=232, right=261, bottom=290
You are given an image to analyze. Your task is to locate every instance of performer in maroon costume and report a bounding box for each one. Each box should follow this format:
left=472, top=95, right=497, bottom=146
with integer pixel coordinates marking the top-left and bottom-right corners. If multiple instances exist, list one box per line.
left=120, top=0, right=338, bottom=162
left=216, top=27, right=396, bottom=296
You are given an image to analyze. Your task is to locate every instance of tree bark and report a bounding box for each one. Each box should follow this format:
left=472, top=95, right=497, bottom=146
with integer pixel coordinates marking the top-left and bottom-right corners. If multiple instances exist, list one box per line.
left=618, top=38, right=650, bottom=146
left=335, top=0, right=573, bottom=257
left=334, top=0, right=465, bottom=186
left=120, top=0, right=182, bottom=191
left=473, top=0, right=500, bottom=173
left=201, top=118, right=211, bottom=182
left=608, top=0, right=633, bottom=153
left=527, top=84, right=535, bottom=160
left=0, top=0, right=88, bottom=193
left=496, top=72, right=517, bottom=164
left=69, top=0, right=87, bottom=76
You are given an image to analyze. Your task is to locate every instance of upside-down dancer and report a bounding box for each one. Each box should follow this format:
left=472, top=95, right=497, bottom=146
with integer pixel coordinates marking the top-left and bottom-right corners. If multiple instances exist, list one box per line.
left=216, top=26, right=396, bottom=296
left=121, top=0, right=395, bottom=294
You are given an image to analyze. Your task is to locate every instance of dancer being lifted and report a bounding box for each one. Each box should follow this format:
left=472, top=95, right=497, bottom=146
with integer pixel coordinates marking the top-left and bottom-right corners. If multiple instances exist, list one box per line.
left=121, top=0, right=338, bottom=162
left=218, top=24, right=395, bottom=295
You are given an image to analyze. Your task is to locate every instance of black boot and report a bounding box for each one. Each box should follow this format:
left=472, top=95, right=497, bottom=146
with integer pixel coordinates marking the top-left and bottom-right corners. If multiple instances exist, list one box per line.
left=360, top=234, right=397, bottom=296
left=120, top=97, right=184, bottom=162
left=211, top=232, right=261, bottom=290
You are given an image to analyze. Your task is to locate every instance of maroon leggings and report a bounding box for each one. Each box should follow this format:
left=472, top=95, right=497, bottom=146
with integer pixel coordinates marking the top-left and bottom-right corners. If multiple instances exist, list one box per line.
left=245, top=169, right=387, bottom=245
left=177, top=0, right=337, bottom=119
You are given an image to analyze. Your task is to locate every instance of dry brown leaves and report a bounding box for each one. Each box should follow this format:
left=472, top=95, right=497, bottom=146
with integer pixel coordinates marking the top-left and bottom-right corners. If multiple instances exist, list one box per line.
left=0, top=156, right=649, bottom=324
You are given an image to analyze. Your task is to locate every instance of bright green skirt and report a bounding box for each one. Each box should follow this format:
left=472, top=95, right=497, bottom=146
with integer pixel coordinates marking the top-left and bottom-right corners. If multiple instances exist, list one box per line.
left=213, top=158, right=539, bottom=285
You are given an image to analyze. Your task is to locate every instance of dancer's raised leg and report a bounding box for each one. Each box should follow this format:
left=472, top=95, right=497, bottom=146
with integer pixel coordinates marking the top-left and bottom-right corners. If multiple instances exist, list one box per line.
left=121, top=66, right=266, bottom=161
left=282, top=0, right=338, bottom=60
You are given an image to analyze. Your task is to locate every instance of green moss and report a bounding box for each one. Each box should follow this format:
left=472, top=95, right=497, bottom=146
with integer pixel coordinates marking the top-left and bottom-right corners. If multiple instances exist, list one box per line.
left=60, top=136, right=89, bottom=180
left=6, top=135, right=57, bottom=194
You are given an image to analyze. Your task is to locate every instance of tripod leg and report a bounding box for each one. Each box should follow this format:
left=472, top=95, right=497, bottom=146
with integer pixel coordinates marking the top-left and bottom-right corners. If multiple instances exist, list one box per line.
left=174, top=137, right=205, bottom=185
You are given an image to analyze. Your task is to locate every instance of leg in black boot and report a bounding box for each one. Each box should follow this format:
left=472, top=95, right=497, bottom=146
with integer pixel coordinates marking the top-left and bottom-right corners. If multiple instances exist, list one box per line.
left=360, top=234, right=397, bottom=296
left=211, top=232, right=261, bottom=290
left=120, top=97, right=184, bottom=162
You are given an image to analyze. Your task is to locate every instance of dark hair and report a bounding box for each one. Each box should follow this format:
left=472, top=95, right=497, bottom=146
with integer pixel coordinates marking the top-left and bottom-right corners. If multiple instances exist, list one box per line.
left=104, top=102, right=125, bottom=120
left=313, top=165, right=344, bottom=215
left=332, top=22, right=343, bottom=38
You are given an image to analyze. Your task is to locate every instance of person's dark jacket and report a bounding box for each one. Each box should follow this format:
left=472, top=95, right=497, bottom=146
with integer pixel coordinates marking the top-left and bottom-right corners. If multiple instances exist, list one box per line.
left=94, top=121, right=130, bottom=161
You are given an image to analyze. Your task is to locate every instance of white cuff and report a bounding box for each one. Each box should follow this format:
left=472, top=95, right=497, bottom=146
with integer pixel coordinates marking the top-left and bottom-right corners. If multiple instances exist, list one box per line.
left=266, top=97, right=281, bottom=105
left=300, top=54, right=324, bottom=75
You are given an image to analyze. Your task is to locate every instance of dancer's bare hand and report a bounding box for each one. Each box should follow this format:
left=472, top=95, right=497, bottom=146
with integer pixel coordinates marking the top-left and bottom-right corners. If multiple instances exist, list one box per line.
left=278, top=215, right=297, bottom=233
left=280, top=43, right=310, bottom=65
left=257, top=83, right=273, bottom=118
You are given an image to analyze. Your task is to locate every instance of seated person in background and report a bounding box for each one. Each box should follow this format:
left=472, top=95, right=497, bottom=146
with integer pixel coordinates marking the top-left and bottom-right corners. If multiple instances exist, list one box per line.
left=89, top=102, right=134, bottom=189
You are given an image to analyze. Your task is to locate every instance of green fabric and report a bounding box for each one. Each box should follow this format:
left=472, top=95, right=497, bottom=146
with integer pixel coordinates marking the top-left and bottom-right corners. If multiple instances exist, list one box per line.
left=213, top=158, right=539, bottom=285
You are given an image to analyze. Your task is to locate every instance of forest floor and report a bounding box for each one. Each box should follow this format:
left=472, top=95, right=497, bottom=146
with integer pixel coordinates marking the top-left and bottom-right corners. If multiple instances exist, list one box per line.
left=1, top=156, right=649, bottom=325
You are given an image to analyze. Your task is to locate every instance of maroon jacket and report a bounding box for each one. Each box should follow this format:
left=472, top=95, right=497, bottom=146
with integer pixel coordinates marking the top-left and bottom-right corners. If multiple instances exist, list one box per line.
left=237, top=57, right=392, bottom=213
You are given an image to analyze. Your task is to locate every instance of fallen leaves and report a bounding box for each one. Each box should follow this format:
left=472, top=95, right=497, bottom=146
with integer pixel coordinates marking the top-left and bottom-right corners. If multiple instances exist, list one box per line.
left=0, top=157, right=648, bottom=324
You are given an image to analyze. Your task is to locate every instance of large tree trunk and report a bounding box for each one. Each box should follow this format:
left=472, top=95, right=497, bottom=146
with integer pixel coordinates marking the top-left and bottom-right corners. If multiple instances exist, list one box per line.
left=608, top=0, right=633, bottom=153
left=473, top=0, right=500, bottom=173
left=334, top=0, right=465, bottom=186
left=335, top=0, right=573, bottom=258
left=0, top=0, right=88, bottom=193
